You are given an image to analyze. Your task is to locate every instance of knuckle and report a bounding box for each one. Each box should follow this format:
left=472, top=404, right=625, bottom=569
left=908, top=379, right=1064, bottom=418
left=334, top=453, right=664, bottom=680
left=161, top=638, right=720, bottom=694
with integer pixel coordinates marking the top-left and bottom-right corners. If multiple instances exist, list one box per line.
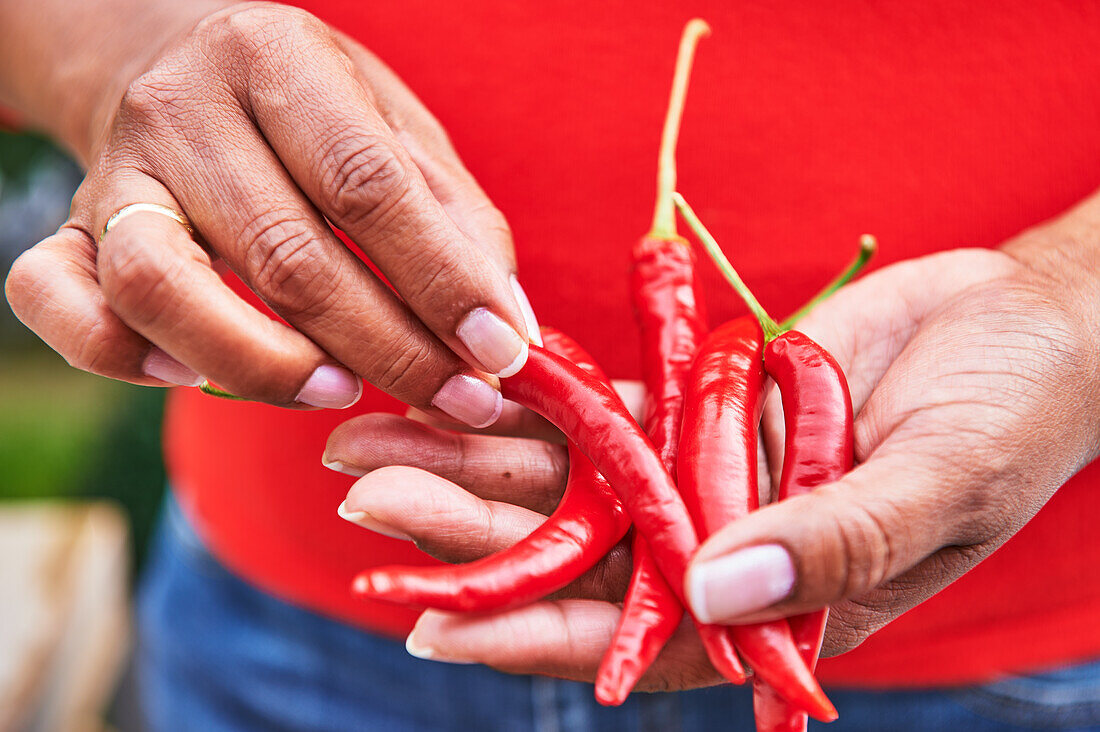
left=472, top=202, right=513, bottom=242
left=819, top=493, right=896, bottom=602
left=202, top=2, right=322, bottom=54
left=242, top=214, right=340, bottom=318
left=117, top=72, right=192, bottom=130
left=321, top=134, right=412, bottom=227
left=365, top=335, right=435, bottom=397
left=400, top=244, right=466, bottom=305
left=67, top=319, right=134, bottom=376
left=4, top=247, right=45, bottom=318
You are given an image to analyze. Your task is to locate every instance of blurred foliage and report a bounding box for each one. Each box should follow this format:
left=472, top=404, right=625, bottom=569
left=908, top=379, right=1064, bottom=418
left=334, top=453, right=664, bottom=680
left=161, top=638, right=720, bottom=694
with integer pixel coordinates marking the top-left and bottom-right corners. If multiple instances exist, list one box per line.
left=1, top=132, right=165, bottom=571
left=0, top=129, right=57, bottom=184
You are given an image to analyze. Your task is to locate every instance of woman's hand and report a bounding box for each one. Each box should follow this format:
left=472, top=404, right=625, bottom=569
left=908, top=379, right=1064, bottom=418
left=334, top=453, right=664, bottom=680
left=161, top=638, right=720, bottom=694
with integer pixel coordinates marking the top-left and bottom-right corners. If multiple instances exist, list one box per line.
left=4, top=2, right=534, bottom=424
left=322, top=390, right=736, bottom=691
left=686, top=199, right=1100, bottom=656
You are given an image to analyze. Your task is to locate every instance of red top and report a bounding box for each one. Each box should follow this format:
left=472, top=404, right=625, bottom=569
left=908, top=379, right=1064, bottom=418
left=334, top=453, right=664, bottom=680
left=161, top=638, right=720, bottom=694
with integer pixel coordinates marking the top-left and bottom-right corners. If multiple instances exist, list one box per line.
left=165, top=0, right=1100, bottom=687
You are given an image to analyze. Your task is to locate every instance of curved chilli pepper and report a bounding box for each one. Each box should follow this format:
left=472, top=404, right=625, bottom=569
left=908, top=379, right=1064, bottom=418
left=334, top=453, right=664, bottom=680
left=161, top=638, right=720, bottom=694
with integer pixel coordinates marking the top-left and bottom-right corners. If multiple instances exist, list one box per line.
left=350, top=329, right=630, bottom=613
left=678, top=318, right=837, bottom=723
left=499, top=347, right=706, bottom=625
left=753, top=331, right=854, bottom=732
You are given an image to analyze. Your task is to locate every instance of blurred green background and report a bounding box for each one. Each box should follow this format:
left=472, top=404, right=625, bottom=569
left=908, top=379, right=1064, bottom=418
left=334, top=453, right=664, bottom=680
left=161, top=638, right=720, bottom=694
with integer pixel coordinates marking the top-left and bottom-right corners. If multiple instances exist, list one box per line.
left=0, top=130, right=166, bottom=569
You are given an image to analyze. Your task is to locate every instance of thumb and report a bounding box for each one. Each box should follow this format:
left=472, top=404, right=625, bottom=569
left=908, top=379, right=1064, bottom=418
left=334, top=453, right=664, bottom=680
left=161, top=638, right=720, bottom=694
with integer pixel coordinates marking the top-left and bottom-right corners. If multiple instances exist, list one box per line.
left=684, top=452, right=955, bottom=625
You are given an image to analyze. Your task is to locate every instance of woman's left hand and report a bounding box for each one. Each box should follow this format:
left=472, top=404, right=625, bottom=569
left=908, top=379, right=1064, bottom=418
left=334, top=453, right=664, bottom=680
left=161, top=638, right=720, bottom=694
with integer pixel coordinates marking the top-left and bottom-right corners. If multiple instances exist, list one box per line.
left=322, top=390, right=738, bottom=692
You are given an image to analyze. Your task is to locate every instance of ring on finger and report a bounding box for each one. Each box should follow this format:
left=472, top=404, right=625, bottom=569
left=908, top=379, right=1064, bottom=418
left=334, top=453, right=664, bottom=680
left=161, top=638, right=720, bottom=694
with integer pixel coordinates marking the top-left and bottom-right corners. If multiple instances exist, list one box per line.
left=101, top=202, right=195, bottom=241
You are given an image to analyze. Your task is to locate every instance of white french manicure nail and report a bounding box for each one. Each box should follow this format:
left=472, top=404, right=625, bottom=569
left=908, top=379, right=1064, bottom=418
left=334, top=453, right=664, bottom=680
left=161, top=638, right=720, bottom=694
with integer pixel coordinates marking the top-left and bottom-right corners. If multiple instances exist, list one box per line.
left=431, top=374, right=503, bottom=428
left=456, top=307, right=528, bottom=377
left=322, top=459, right=366, bottom=477
left=510, top=275, right=542, bottom=346
left=142, top=348, right=203, bottom=387
left=405, top=627, right=474, bottom=665
left=337, top=500, right=412, bottom=541
left=296, top=365, right=362, bottom=409
left=687, top=544, right=796, bottom=623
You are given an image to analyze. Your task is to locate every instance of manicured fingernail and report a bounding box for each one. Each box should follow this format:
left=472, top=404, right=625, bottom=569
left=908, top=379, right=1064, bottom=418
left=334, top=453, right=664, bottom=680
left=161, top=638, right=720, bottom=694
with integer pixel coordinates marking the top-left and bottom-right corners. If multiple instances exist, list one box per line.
left=296, top=365, right=362, bottom=409
left=142, top=348, right=203, bottom=386
left=337, top=500, right=411, bottom=541
left=431, top=374, right=503, bottom=428
left=456, top=307, right=528, bottom=377
left=687, top=544, right=796, bottom=623
left=510, top=275, right=542, bottom=347
left=405, top=624, right=475, bottom=664
left=322, top=459, right=366, bottom=477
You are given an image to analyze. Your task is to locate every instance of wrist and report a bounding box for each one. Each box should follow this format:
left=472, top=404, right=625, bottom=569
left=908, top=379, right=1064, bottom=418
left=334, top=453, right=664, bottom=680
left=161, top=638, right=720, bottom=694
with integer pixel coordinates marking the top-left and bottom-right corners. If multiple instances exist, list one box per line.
left=1001, top=187, right=1100, bottom=328
left=0, top=0, right=231, bottom=164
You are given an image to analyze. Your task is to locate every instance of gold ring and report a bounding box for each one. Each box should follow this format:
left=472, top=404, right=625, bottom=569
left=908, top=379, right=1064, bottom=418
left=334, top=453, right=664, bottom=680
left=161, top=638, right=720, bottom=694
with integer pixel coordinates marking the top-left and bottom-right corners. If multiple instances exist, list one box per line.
left=101, top=203, right=194, bottom=241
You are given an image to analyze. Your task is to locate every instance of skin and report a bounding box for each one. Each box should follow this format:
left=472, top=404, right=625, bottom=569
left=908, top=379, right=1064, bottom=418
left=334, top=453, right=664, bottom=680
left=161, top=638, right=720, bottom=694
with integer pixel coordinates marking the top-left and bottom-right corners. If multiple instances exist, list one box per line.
left=1, top=1, right=528, bottom=412
left=325, top=191, right=1100, bottom=689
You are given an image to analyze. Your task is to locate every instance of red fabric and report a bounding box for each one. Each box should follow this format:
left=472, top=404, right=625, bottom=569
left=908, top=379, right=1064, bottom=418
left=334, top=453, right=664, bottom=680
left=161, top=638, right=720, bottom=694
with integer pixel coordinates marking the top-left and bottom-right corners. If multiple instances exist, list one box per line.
left=165, top=0, right=1100, bottom=687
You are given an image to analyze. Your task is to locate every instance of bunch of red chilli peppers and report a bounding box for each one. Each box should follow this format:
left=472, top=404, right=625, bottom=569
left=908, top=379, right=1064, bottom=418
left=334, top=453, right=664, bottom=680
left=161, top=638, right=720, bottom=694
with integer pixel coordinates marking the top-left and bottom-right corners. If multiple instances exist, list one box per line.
left=348, top=20, right=875, bottom=731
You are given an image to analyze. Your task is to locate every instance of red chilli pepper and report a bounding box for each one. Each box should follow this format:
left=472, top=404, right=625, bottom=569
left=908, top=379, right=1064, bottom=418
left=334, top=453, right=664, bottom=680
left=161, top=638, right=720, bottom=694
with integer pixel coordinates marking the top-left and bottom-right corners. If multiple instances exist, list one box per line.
left=350, top=329, right=630, bottom=612
left=752, top=331, right=854, bottom=732
left=500, top=346, right=701, bottom=614
left=597, top=19, right=745, bottom=704
left=673, top=193, right=874, bottom=728
left=678, top=318, right=837, bottom=723
left=597, top=234, right=750, bottom=704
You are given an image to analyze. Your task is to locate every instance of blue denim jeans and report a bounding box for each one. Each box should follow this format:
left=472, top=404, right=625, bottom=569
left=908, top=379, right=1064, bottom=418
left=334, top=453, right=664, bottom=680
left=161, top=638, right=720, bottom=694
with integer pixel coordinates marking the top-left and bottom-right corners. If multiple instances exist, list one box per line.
left=137, top=498, right=1100, bottom=731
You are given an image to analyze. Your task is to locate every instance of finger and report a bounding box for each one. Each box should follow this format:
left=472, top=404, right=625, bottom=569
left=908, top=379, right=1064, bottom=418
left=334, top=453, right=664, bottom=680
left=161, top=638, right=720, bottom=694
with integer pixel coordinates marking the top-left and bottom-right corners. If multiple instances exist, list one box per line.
left=237, top=11, right=531, bottom=376
left=4, top=226, right=198, bottom=386
left=406, top=403, right=565, bottom=444
left=404, top=379, right=645, bottom=443
left=404, top=602, right=725, bottom=692
left=341, top=464, right=632, bottom=602
left=685, top=447, right=982, bottom=626
left=342, top=466, right=546, bottom=563
left=324, top=413, right=568, bottom=514
left=339, top=39, right=549, bottom=346
left=111, top=82, right=501, bottom=426
left=333, top=32, right=518, bottom=277
left=88, top=172, right=361, bottom=408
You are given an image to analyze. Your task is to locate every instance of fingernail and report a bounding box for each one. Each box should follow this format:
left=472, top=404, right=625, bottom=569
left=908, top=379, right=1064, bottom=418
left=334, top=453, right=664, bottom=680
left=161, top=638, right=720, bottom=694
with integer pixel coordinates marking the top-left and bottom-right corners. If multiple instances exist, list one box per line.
left=456, top=307, right=528, bottom=377
left=405, top=624, right=475, bottom=664
left=296, top=365, right=362, bottom=409
left=510, top=275, right=542, bottom=347
left=687, top=544, right=796, bottom=623
left=142, top=348, right=203, bottom=387
left=322, top=458, right=366, bottom=477
left=431, top=374, right=503, bottom=428
left=337, top=500, right=412, bottom=541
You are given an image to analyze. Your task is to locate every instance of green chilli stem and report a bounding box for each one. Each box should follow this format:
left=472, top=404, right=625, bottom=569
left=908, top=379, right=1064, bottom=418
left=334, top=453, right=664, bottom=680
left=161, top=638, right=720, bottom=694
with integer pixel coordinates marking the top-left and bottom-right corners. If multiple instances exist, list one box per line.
left=199, top=380, right=251, bottom=401
left=649, top=19, right=710, bottom=239
left=672, top=192, right=783, bottom=341
left=779, top=234, right=877, bottom=330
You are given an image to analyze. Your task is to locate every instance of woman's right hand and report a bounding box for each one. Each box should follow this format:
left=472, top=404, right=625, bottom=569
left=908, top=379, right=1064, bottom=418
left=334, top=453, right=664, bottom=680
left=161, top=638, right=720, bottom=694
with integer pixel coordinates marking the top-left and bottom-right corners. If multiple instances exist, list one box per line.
left=4, top=2, right=534, bottom=426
